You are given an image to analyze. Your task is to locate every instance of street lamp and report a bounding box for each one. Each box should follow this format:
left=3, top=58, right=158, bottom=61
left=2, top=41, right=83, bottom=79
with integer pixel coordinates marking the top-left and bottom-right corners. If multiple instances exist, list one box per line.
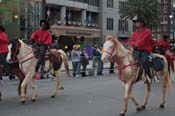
left=169, top=15, right=174, bottom=39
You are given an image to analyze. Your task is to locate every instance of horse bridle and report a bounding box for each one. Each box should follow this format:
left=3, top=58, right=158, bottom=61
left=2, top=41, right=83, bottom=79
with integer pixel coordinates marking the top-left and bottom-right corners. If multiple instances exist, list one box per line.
left=103, top=39, right=118, bottom=62
left=104, top=39, right=131, bottom=62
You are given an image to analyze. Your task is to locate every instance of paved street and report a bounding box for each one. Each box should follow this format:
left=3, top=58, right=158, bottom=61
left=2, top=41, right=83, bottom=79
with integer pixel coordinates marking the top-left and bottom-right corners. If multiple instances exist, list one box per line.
left=0, top=71, right=175, bottom=116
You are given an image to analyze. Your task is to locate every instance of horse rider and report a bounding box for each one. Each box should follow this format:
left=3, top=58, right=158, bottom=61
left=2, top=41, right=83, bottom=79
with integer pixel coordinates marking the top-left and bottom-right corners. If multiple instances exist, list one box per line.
left=30, top=19, right=52, bottom=72
left=0, top=25, right=11, bottom=75
left=157, top=34, right=170, bottom=55
left=129, top=15, right=154, bottom=83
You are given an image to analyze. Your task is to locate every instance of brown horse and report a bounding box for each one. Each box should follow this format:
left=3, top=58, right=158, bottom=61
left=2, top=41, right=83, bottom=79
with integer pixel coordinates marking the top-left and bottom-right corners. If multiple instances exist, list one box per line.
left=0, top=61, right=25, bottom=100
left=6, top=39, right=70, bottom=103
left=101, top=35, right=172, bottom=116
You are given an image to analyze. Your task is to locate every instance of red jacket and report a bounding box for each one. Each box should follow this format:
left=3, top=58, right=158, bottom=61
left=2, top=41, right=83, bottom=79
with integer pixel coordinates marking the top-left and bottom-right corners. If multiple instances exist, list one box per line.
left=0, top=32, right=8, bottom=53
left=130, top=28, right=153, bottom=53
left=157, top=39, right=170, bottom=51
left=166, top=52, right=174, bottom=63
left=30, top=29, right=52, bottom=46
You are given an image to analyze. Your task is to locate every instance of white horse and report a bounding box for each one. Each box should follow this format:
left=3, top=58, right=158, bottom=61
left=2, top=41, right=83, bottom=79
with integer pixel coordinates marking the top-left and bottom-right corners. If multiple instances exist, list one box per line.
left=101, top=35, right=172, bottom=116
left=6, top=39, right=70, bottom=103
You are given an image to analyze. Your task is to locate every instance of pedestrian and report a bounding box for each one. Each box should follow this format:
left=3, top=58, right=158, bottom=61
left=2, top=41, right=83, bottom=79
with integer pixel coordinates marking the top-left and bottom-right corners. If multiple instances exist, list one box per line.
left=30, top=19, right=52, bottom=73
left=129, top=15, right=154, bottom=83
left=71, top=45, right=80, bottom=77
left=92, top=44, right=103, bottom=75
left=80, top=48, right=89, bottom=77
left=0, top=25, right=11, bottom=77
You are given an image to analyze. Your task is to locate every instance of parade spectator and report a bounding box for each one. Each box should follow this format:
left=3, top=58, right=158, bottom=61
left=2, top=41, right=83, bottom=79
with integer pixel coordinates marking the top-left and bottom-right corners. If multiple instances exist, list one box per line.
left=30, top=19, right=52, bottom=73
left=71, top=45, right=81, bottom=77
left=92, top=44, right=103, bottom=76
left=80, top=48, right=89, bottom=77
left=130, top=16, right=154, bottom=82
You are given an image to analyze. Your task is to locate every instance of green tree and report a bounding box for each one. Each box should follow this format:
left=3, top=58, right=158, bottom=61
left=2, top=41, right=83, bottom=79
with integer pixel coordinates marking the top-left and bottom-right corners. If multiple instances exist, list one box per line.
left=119, top=0, right=160, bottom=29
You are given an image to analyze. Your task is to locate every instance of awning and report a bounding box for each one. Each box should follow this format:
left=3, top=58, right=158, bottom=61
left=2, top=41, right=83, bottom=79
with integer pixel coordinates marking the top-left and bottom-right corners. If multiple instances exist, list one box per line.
left=50, top=25, right=100, bottom=38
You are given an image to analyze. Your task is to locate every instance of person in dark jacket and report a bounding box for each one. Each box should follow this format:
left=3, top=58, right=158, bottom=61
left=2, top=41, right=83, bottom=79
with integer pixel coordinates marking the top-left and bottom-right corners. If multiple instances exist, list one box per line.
left=80, top=49, right=89, bottom=76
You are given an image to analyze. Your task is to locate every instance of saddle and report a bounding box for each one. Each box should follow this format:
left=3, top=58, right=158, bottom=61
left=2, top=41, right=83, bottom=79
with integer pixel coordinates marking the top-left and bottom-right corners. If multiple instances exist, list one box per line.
left=149, top=54, right=164, bottom=71
left=133, top=52, right=164, bottom=83
left=33, top=48, right=62, bottom=75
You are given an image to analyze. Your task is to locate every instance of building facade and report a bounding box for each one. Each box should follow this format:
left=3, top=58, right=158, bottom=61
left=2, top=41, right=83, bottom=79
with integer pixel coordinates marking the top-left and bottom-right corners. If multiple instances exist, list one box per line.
left=2, top=0, right=171, bottom=49
left=152, top=0, right=172, bottom=40
left=46, top=0, right=133, bottom=50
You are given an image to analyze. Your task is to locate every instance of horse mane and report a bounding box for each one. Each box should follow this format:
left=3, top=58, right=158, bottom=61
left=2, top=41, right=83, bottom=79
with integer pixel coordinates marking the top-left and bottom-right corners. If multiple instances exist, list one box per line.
left=18, top=39, right=32, bottom=49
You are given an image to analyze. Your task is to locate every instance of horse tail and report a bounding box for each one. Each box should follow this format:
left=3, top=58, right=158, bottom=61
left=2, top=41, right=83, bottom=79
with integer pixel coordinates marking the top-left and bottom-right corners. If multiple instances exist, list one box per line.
left=58, top=49, right=71, bottom=77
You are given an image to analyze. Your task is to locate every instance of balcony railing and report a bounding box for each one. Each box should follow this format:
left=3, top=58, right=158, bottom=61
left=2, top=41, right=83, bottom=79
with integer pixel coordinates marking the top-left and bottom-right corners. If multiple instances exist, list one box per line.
left=56, top=20, right=99, bottom=29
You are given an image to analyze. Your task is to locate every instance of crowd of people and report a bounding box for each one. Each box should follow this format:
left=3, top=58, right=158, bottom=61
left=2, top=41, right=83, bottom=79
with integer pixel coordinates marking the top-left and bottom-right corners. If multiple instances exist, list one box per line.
left=70, top=43, right=105, bottom=77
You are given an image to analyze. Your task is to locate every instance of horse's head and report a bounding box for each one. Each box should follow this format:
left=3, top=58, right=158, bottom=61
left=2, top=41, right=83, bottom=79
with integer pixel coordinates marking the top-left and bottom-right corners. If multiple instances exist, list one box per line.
left=6, top=39, right=21, bottom=63
left=101, top=35, right=117, bottom=62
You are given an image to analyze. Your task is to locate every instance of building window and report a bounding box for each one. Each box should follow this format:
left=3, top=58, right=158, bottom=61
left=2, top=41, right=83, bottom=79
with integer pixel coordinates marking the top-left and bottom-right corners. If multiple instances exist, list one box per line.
left=163, top=6, right=168, bottom=13
left=163, top=25, right=167, bottom=31
left=157, top=34, right=161, bottom=39
left=118, top=19, right=128, bottom=32
left=164, top=0, right=168, bottom=4
left=163, top=15, right=168, bottom=22
left=107, top=18, right=113, bottom=30
left=88, top=0, right=99, bottom=6
left=119, top=1, right=127, bottom=10
left=107, top=0, right=113, bottom=8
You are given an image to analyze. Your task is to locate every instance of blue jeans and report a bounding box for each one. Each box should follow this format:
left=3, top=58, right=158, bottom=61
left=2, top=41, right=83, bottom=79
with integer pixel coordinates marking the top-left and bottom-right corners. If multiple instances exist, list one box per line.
left=134, top=50, right=152, bottom=79
left=72, top=61, right=80, bottom=77
left=92, top=56, right=103, bottom=75
left=35, top=45, right=47, bottom=72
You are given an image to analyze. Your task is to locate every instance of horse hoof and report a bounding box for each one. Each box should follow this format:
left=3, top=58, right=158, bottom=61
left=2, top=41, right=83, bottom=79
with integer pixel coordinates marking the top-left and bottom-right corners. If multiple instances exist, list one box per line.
left=136, top=107, right=142, bottom=112
left=59, top=86, right=64, bottom=90
left=119, top=113, right=125, bottom=116
left=21, top=100, right=26, bottom=104
left=51, top=95, right=55, bottom=98
left=31, top=99, right=36, bottom=102
left=141, top=105, right=146, bottom=110
left=160, top=104, right=164, bottom=109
